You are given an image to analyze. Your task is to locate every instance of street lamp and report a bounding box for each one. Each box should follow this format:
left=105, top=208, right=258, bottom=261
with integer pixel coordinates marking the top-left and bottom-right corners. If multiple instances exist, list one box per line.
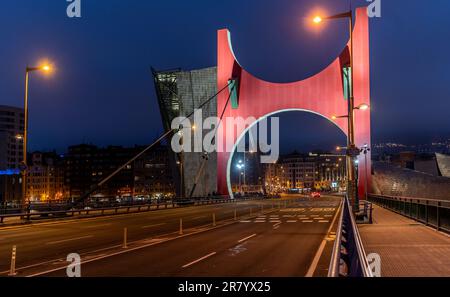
left=236, top=163, right=245, bottom=193
left=313, top=10, right=362, bottom=210
left=22, top=63, right=53, bottom=204
left=176, top=160, right=184, bottom=198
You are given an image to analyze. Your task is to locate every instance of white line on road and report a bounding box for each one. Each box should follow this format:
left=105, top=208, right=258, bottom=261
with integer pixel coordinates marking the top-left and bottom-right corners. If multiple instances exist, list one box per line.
left=318, top=220, right=330, bottom=223
left=286, top=220, right=297, bottom=223
left=239, top=220, right=251, bottom=223
left=46, top=235, right=94, bottom=245
left=305, top=199, right=342, bottom=277
left=301, top=220, right=314, bottom=223
left=141, top=223, right=167, bottom=229
left=237, top=234, right=257, bottom=243
left=182, top=252, right=216, bottom=268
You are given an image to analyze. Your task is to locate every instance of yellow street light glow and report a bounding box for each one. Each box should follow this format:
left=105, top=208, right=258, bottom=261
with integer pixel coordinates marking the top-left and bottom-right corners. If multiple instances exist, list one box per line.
left=313, top=16, right=322, bottom=24
left=42, top=65, right=51, bottom=72
left=331, top=115, right=337, bottom=120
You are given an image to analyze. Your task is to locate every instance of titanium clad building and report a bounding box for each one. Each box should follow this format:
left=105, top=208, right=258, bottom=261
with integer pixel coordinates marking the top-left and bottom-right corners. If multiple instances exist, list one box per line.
left=153, top=67, right=218, bottom=198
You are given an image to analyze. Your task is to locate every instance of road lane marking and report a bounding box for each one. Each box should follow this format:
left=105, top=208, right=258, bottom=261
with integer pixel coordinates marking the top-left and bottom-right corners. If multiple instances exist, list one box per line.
left=318, top=220, right=329, bottom=223
left=182, top=252, right=216, bottom=268
left=301, top=220, right=314, bottom=223
left=239, top=220, right=251, bottom=223
left=141, top=223, right=167, bottom=229
left=237, top=234, right=257, bottom=243
left=254, top=221, right=266, bottom=223
left=46, top=235, right=94, bottom=245
left=24, top=205, right=279, bottom=277
left=313, top=217, right=324, bottom=220
left=324, top=215, right=333, bottom=217
left=305, top=199, right=343, bottom=277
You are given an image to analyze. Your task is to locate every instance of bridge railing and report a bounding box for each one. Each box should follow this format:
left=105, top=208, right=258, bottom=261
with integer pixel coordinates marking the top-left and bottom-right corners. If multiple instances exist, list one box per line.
left=0, top=196, right=268, bottom=224
left=329, top=195, right=373, bottom=277
left=368, top=194, right=450, bottom=234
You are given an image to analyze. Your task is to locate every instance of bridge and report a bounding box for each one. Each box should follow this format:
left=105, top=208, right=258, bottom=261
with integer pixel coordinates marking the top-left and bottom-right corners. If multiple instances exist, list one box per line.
left=0, top=7, right=449, bottom=278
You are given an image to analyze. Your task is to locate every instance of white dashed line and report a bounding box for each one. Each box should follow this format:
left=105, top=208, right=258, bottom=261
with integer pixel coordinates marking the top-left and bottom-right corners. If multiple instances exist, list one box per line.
left=238, top=234, right=257, bottom=243
left=182, top=252, right=216, bottom=268
left=46, top=235, right=94, bottom=245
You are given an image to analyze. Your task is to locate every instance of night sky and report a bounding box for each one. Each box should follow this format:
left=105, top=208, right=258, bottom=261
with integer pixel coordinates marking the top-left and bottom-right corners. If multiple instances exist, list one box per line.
left=0, top=0, right=449, bottom=152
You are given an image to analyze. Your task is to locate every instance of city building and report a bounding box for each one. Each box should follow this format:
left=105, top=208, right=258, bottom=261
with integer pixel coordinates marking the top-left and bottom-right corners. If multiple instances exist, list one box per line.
left=0, top=105, right=24, bottom=204
left=263, top=152, right=346, bottom=193
left=153, top=67, right=218, bottom=198
left=64, top=144, right=175, bottom=200
left=26, top=152, right=65, bottom=201
left=133, top=144, right=175, bottom=198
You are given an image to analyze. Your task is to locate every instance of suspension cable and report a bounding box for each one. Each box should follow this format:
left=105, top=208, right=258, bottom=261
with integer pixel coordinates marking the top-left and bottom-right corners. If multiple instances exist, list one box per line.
left=72, top=79, right=233, bottom=206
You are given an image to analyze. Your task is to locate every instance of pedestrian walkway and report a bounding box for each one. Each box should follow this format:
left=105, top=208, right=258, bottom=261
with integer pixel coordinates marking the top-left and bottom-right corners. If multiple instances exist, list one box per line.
left=358, top=204, right=450, bottom=277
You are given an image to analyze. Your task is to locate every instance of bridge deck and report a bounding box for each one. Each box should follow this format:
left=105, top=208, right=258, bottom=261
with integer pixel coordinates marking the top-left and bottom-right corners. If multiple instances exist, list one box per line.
left=358, top=204, right=450, bottom=277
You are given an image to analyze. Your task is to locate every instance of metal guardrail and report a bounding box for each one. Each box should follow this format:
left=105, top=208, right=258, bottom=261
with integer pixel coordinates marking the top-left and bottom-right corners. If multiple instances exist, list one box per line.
left=328, top=195, right=373, bottom=277
left=0, top=197, right=266, bottom=224
left=368, top=194, right=450, bottom=234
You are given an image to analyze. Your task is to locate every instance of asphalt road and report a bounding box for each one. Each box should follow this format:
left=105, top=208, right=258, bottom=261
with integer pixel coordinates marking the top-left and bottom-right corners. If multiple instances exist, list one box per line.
left=22, top=196, right=341, bottom=277
left=0, top=197, right=298, bottom=275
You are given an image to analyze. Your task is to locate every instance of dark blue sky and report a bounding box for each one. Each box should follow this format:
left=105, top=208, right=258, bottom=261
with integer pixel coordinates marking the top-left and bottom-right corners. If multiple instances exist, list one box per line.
left=1, top=0, right=449, bottom=152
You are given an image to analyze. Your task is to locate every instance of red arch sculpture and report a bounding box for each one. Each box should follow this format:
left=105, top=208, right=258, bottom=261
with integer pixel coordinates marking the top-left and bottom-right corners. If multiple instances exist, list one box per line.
left=217, top=7, right=371, bottom=198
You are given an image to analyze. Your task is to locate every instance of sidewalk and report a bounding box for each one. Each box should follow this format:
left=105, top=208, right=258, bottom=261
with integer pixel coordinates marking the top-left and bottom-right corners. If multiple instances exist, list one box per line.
left=358, top=204, right=450, bottom=277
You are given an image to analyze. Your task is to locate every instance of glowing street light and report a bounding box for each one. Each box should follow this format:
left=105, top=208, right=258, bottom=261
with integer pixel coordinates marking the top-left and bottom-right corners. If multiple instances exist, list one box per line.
left=355, top=103, right=370, bottom=110
left=22, top=61, right=55, bottom=203
left=313, top=16, right=322, bottom=24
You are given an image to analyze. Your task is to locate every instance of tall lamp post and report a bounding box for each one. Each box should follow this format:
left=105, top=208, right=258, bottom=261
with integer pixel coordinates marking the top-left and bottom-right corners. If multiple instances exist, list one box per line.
left=236, top=161, right=244, bottom=194
left=21, top=64, right=52, bottom=204
left=313, top=11, right=366, bottom=211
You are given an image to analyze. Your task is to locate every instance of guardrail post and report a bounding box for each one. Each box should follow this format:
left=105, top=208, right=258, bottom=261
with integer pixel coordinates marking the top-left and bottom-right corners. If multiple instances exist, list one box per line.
left=409, top=199, right=412, bottom=217
left=437, top=201, right=441, bottom=231
left=123, top=228, right=128, bottom=249
left=8, top=245, right=17, bottom=276
left=179, top=218, right=183, bottom=235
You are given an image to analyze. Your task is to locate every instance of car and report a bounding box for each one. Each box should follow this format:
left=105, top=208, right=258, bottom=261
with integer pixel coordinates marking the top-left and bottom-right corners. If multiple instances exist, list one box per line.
left=310, top=191, right=321, bottom=198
